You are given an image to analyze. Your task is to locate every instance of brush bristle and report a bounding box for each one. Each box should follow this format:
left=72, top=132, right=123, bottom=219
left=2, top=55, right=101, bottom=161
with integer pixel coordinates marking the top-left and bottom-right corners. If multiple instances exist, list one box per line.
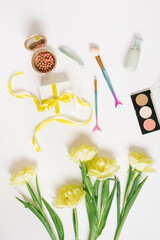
left=90, top=46, right=100, bottom=56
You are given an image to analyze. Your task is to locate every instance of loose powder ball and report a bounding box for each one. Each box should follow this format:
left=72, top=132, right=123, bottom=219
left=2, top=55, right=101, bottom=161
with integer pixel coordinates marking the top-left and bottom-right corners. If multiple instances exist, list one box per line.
left=34, top=51, right=56, bottom=73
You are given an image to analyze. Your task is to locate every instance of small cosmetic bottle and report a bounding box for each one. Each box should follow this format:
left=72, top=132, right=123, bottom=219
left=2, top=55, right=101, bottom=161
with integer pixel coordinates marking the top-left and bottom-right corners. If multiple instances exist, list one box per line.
left=124, top=37, right=143, bottom=71
left=24, top=35, right=56, bottom=74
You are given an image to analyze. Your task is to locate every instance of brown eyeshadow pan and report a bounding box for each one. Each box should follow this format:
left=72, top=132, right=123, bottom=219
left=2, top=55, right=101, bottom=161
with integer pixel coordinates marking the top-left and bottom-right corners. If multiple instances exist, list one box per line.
left=136, top=94, right=148, bottom=106
left=131, top=89, right=160, bottom=134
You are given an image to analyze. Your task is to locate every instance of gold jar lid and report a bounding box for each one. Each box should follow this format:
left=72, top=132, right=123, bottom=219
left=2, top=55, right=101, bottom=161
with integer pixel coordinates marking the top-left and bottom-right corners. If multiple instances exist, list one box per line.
left=24, top=35, right=47, bottom=51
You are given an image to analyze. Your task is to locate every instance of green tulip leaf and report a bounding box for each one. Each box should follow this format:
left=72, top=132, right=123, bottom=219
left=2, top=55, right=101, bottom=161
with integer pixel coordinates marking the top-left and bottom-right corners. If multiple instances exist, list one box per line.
left=26, top=182, right=41, bottom=209
left=93, top=179, right=100, bottom=206
left=85, top=191, right=98, bottom=240
left=80, top=162, right=94, bottom=198
left=36, top=175, right=43, bottom=210
left=16, top=197, right=56, bottom=240
left=123, top=176, right=148, bottom=224
left=122, top=166, right=137, bottom=211
left=100, top=179, right=110, bottom=209
left=42, top=198, right=64, bottom=240
left=80, top=162, right=99, bottom=239
left=84, top=162, right=88, bottom=174
left=114, top=176, right=148, bottom=240
left=98, top=179, right=116, bottom=236
left=127, top=172, right=142, bottom=203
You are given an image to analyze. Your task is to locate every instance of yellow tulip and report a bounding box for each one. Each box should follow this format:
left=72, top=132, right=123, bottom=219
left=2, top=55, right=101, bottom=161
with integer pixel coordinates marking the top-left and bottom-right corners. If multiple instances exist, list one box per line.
left=68, top=145, right=98, bottom=163
left=87, top=157, right=120, bottom=180
left=52, top=184, right=85, bottom=208
left=129, top=152, right=156, bottom=173
left=9, top=166, right=37, bottom=186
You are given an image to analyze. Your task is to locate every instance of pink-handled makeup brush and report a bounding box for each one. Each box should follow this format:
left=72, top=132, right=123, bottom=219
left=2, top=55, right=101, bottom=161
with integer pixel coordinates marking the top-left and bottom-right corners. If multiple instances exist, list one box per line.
left=93, top=76, right=102, bottom=132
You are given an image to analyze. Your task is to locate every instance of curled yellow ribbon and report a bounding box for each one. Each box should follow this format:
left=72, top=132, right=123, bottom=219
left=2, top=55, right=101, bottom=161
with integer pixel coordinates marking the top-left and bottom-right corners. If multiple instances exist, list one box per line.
left=9, top=72, right=92, bottom=152
left=8, top=71, right=42, bottom=111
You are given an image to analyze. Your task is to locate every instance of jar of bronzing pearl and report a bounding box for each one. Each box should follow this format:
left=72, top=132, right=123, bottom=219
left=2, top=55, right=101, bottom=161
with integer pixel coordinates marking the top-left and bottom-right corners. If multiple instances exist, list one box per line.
left=24, top=35, right=56, bottom=74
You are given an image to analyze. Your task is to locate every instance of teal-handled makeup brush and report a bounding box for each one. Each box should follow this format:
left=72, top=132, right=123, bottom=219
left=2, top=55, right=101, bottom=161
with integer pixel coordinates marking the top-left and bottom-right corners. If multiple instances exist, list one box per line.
left=93, top=76, right=102, bottom=132
left=90, top=46, right=122, bottom=108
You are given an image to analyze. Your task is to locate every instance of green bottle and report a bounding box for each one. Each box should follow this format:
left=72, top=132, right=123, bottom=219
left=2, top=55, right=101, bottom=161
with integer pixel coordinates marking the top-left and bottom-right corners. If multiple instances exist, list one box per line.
left=124, top=37, right=143, bottom=71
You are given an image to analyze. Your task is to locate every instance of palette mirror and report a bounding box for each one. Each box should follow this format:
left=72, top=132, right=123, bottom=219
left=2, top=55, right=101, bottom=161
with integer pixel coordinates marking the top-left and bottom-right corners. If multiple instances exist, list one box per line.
left=24, top=35, right=47, bottom=51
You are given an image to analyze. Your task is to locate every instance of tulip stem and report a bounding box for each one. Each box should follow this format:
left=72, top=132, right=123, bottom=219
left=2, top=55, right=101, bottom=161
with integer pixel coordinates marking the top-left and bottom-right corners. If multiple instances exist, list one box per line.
left=73, top=208, right=79, bottom=240
left=116, top=179, right=121, bottom=227
left=122, top=166, right=136, bottom=212
left=114, top=168, right=148, bottom=240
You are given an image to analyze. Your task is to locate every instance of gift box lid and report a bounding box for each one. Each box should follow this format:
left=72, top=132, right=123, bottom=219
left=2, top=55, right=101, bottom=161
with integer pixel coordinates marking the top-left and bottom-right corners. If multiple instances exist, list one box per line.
left=40, top=81, right=73, bottom=100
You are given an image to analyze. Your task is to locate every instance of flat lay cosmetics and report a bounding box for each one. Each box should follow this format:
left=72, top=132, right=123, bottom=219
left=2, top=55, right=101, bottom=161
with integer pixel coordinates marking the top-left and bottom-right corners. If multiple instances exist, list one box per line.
left=93, top=76, right=102, bottom=132
left=58, top=46, right=84, bottom=66
left=124, top=37, right=143, bottom=71
left=90, top=46, right=122, bottom=108
left=131, top=89, right=160, bottom=134
left=24, top=35, right=56, bottom=74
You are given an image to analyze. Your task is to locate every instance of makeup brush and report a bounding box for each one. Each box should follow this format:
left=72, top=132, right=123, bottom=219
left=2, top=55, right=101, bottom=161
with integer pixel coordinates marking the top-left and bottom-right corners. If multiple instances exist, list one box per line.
left=93, top=76, right=102, bottom=132
left=90, top=46, right=122, bottom=108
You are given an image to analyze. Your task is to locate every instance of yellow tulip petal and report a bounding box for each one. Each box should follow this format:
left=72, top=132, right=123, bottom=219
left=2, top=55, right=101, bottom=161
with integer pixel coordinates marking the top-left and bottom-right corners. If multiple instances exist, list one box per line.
left=68, top=145, right=98, bottom=163
left=52, top=184, right=85, bottom=209
left=9, top=166, right=37, bottom=186
left=129, top=152, right=156, bottom=173
left=87, top=157, right=120, bottom=180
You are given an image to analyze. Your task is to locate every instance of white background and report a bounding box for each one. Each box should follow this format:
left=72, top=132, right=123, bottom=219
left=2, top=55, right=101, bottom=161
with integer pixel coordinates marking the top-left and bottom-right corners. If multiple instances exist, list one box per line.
left=0, top=0, right=160, bottom=239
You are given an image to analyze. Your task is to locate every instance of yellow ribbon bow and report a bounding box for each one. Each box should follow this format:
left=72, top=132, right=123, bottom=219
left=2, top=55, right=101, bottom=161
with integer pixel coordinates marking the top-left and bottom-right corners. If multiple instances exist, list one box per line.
left=41, top=93, right=73, bottom=113
left=8, top=72, right=92, bottom=152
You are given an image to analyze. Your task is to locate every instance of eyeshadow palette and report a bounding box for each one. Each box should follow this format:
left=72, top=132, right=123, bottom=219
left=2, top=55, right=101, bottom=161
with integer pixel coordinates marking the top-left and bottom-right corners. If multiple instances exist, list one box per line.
left=131, top=89, right=160, bottom=134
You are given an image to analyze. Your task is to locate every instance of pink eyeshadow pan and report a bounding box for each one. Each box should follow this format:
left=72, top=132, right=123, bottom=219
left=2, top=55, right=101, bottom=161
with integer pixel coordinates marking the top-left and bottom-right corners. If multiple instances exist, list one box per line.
left=143, top=119, right=156, bottom=131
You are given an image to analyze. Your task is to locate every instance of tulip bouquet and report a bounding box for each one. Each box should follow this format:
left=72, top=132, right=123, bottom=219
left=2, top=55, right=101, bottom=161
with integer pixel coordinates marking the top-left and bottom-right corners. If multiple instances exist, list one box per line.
left=68, top=145, right=120, bottom=240
left=10, top=146, right=155, bottom=240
